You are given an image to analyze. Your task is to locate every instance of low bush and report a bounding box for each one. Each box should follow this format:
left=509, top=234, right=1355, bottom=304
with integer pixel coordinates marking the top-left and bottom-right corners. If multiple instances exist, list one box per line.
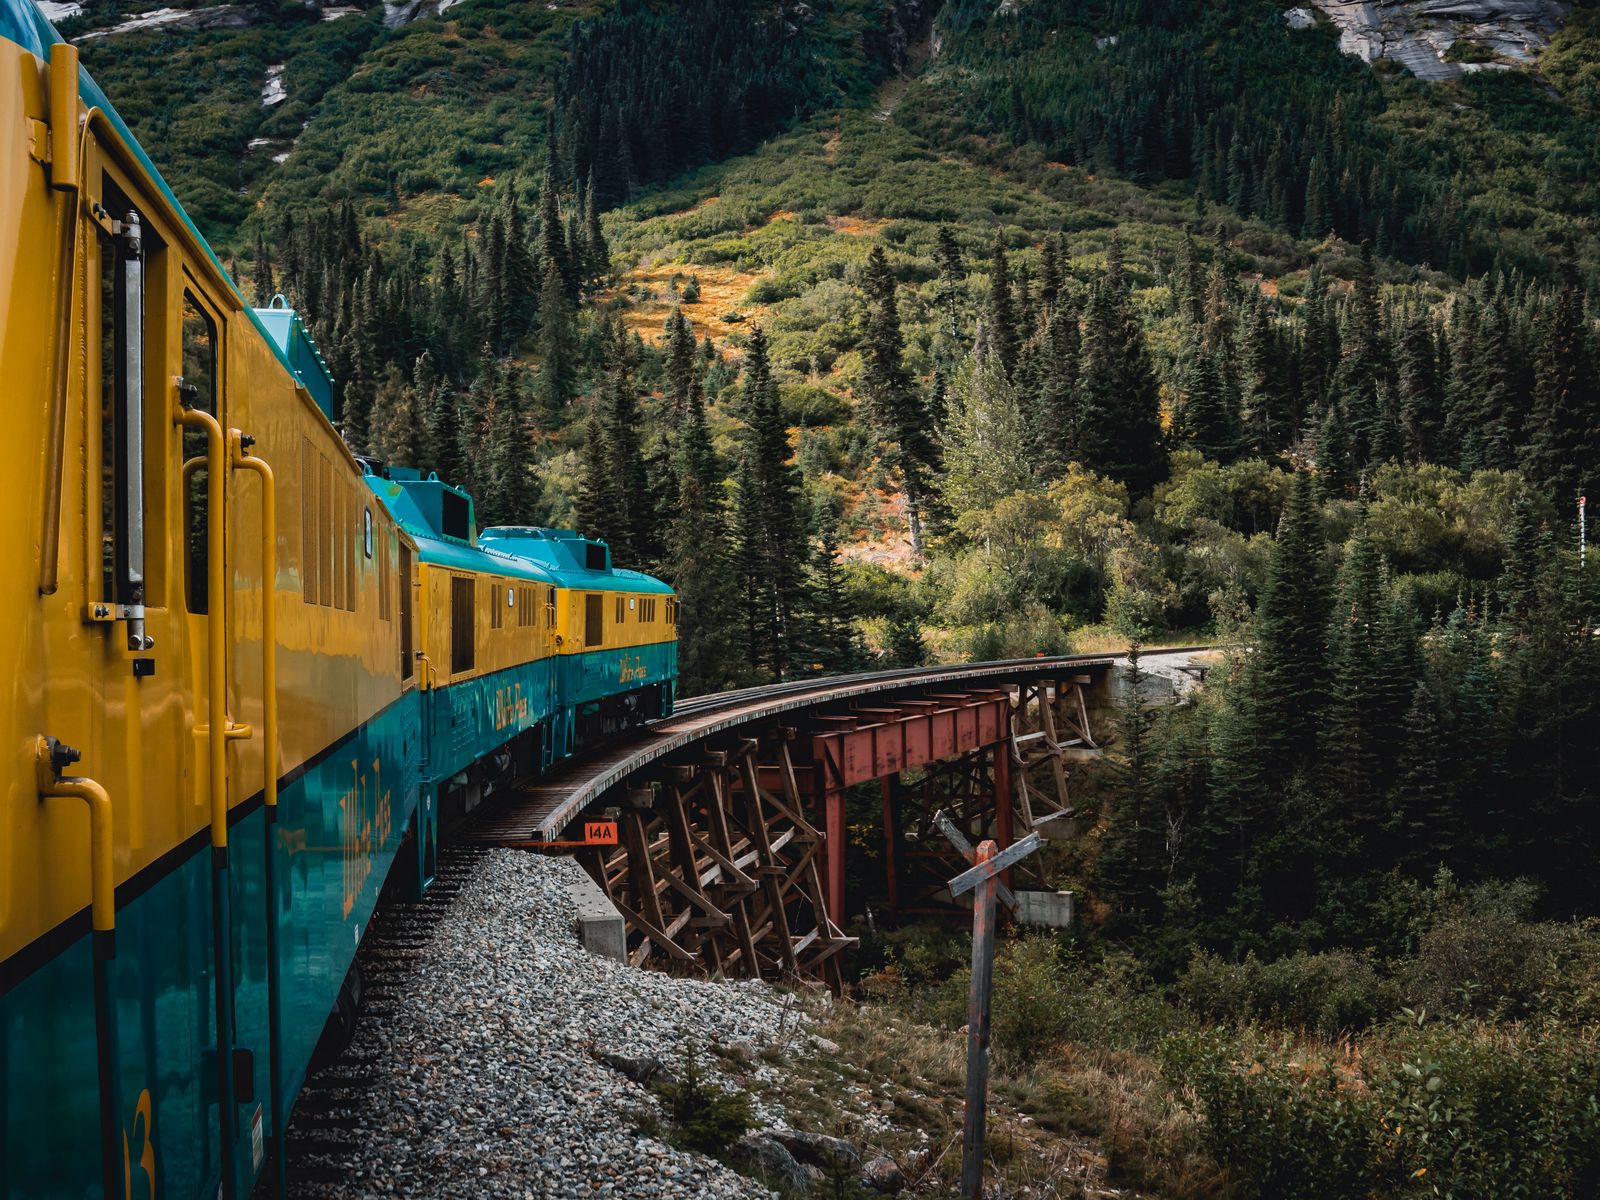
left=658, top=1050, right=753, bottom=1157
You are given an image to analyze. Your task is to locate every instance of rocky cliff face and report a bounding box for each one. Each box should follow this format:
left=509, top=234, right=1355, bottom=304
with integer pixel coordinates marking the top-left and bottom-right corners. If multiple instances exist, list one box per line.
left=1299, top=0, right=1571, bottom=80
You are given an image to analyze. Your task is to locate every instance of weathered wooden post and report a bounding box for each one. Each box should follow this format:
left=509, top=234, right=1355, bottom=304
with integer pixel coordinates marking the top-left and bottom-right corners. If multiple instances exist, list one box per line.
left=946, top=830, right=1041, bottom=1199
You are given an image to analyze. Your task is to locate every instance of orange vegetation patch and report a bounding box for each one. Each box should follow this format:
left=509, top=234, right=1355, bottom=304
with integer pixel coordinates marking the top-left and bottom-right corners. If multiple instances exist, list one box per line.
left=1045, top=160, right=1070, bottom=170
left=768, top=209, right=800, bottom=223
left=826, top=214, right=890, bottom=236
left=610, top=262, right=773, bottom=344
left=1258, top=277, right=1280, bottom=297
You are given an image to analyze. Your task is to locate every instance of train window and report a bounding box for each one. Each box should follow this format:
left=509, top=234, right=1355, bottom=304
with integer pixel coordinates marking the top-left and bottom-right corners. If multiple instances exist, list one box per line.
left=614, top=595, right=626, bottom=625
left=399, top=544, right=414, bottom=680
left=180, top=292, right=216, bottom=614
left=300, top=439, right=318, bottom=603
left=545, top=586, right=557, bottom=630
left=667, top=599, right=677, bottom=627
left=585, top=593, right=604, bottom=647
left=321, top=459, right=335, bottom=608
left=441, top=489, right=470, bottom=542
left=451, top=576, right=475, bottom=674
left=491, top=580, right=504, bottom=631
left=376, top=529, right=391, bottom=622
left=516, top=586, right=535, bottom=628
left=98, top=184, right=158, bottom=619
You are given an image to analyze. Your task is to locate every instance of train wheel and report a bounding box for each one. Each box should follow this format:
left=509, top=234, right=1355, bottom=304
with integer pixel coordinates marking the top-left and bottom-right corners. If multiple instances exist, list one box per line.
left=310, top=960, right=366, bottom=1067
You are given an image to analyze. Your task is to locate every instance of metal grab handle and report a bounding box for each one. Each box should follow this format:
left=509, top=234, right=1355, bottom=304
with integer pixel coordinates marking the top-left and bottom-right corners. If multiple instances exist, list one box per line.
left=230, top=429, right=287, bottom=1197
left=174, top=402, right=229, bottom=847
left=229, top=430, right=277, bottom=806
left=34, top=736, right=113, bottom=944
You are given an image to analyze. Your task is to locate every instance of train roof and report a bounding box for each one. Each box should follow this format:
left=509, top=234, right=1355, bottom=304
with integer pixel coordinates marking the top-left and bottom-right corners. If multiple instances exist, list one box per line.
left=363, top=471, right=556, bottom=585
left=0, top=0, right=332, bottom=406
left=479, top=527, right=675, bottom=595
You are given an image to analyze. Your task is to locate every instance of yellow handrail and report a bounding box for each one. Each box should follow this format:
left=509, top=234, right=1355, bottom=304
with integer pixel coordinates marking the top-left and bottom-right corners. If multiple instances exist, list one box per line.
left=175, top=401, right=231, bottom=847
left=34, top=736, right=113, bottom=938
left=230, top=430, right=277, bottom=806
left=39, top=44, right=81, bottom=596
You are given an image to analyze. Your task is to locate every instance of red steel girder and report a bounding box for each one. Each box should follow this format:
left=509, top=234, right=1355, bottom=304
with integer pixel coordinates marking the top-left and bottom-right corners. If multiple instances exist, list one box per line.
left=809, top=689, right=1010, bottom=791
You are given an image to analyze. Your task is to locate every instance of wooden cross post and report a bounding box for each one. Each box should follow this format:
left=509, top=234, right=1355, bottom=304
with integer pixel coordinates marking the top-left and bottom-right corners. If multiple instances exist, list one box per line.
left=947, top=830, right=1041, bottom=1199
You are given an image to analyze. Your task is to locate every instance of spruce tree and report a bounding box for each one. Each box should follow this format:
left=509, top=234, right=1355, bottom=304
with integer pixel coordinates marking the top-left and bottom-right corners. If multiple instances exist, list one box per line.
left=665, top=307, right=697, bottom=416
left=1522, top=285, right=1598, bottom=504
left=1248, top=472, right=1332, bottom=774
left=987, top=230, right=1018, bottom=377
left=665, top=378, right=736, bottom=694
left=535, top=260, right=576, bottom=412
left=1099, top=647, right=1167, bottom=924
left=734, top=328, right=808, bottom=680
left=576, top=413, right=622, bottom=548
left=601, top=367, right=657, bottom=567
left=860, top=245, right=939, bottom=551
left=935, top=224, right=965, bottom=341
left=1397, top=308, right=1443, bottom=463
left=1075, top=263, right=1167, bottom=495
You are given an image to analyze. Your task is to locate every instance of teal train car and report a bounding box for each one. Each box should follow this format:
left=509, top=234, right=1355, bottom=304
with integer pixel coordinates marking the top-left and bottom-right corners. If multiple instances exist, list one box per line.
left=479, top=527, right=678, bottom=753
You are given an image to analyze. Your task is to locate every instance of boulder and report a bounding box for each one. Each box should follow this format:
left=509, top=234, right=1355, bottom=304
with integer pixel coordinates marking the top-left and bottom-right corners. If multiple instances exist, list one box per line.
left=862, top=1156, right=906, bottom=1194
left=733, top=1131, right=811, bottom=1194
left=595, top=1051, right=668, bottom=1087
left=771, top=1129, right=862, bottom=1175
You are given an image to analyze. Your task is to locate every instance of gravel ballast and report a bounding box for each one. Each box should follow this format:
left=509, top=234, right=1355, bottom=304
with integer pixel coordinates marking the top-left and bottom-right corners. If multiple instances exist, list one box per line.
left=294, top=850, right=814, bottom=1198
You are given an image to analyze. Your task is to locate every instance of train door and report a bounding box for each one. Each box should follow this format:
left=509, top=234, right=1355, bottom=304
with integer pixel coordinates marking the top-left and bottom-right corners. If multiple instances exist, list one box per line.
left=176, top=272, right=262, bottom=1198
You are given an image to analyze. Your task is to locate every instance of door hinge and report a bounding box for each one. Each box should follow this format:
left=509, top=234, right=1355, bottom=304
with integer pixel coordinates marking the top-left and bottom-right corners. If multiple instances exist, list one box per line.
left=27, top=118, right=50, bottom=166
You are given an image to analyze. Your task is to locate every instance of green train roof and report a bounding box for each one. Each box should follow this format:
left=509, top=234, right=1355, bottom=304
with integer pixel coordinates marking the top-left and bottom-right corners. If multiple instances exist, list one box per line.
left=363, top=473, right=556, bottom=584
left=479, top=527, right=675, bottom=595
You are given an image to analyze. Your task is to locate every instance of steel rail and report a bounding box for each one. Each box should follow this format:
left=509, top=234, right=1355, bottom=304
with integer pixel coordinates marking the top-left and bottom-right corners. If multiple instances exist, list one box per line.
left=477, top=648, right=1215, bottom=843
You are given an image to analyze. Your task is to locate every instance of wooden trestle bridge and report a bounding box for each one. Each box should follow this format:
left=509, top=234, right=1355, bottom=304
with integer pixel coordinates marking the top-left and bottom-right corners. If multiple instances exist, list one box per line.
left=467, top=657, right=1119, bottom=988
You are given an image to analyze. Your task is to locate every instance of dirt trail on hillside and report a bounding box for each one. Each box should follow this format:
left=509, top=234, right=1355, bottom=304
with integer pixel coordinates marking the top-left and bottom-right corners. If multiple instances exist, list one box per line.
left=874, top=26, right=938, bottom=121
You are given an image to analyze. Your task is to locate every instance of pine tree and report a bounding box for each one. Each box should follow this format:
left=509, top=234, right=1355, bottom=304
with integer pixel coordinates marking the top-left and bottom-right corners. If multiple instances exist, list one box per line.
left=1037, top=300, right=1082, bottom=476
left=484, top=376, right=537, bottom=527
left=733, top=328, right=808, bottom=680
left=576, top=413, right=622, bottom=548
left=987, top=230, right=1018, bottom=377
left=252, top=227, right=276, bottom=307
left=1248, top=472, right=1332, bottom=774
left=935, top=224, right=965, bottom=341
left=535, top=259, right=575, bottom=412
left=501, top=186, right=537, bottom=344
left=1397, top=307, right=1443, bottom=463
left=1522, top=285, right=1598, bottom=504
left=665, top=378, right=736, bottom=692
left=1099, top=647, right=1166, bottom=923
left=860, top=245, right=940, bottom=552
left=1178, top=327, right=1239, bottom=461
left=665, top=306, right=697, bottom=416
left=1075, top=261, right=1167, bottom=495
left=939, top=331, right=1035, bottom=515
left=601, top=367, right=657, bottom=567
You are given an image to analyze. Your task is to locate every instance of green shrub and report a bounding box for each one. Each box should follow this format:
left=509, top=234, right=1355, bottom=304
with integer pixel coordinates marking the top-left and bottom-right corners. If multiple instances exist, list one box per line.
left=659, top=1050, right=753, bottom=1157
left=1178, top=950, right=1400, bottom=1036
left=1167, top=1031, right=1389, bottom=1199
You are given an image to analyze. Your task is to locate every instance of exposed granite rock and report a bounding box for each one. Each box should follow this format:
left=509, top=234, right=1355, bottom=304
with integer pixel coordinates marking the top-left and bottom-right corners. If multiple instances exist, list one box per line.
left=1299, top=0, right=1570, bottom=80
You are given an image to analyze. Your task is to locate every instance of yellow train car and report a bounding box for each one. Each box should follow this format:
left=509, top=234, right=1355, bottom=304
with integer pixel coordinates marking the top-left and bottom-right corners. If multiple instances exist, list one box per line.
left=0, top=15, right=424, bottom=1199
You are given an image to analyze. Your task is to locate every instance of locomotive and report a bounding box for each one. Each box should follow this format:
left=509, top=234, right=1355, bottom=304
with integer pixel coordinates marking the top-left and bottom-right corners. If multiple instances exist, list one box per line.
left=0, top=3, right=677, bottom=1196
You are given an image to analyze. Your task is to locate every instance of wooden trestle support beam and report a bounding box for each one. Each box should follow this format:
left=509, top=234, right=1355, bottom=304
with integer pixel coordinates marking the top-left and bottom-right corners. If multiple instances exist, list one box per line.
left=584, top=731, right=853, bottom=990
left=577, top=674, right=1106, bottom=989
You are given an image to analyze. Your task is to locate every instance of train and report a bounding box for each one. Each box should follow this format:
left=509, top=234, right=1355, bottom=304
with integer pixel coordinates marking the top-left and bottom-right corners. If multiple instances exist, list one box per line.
left=0, top=2, right=678, bottom=1196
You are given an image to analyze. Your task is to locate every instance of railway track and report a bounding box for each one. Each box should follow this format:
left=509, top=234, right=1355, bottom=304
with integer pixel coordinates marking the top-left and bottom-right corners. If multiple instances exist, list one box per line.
left=470, top=649, right=1217, bottom=843
left=269, top=846, right=487, bottom=1196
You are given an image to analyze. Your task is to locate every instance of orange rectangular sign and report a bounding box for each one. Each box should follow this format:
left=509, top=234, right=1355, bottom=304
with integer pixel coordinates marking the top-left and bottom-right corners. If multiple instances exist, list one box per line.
left=583, top=820, right=618, bottom=845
